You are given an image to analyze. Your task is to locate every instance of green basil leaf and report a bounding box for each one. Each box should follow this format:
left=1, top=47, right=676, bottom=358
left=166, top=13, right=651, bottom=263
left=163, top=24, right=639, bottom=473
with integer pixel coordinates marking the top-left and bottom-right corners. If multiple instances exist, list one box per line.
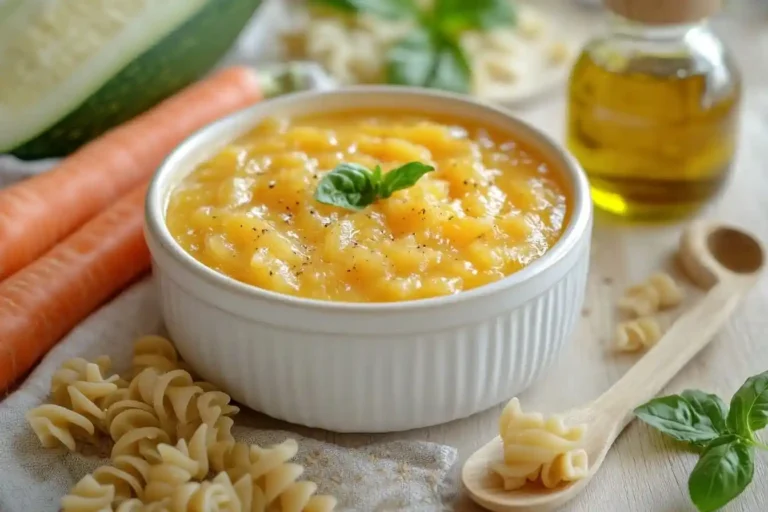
left=634, top=395, right=722, bottom=445
left=372, top=165, right=383, bottom=184
left=429, top=35, right=472, bottom=93
left=309, top=0, right=418, bottom=19
left=727, top=371, right=768, bottom=438
left=313, top=163, right=380, bottom=211
left=688, top=435, right=754, bottom=512
left=434, top=0, right=516, bottom=35
left=682, top=390, right=730, bottom=435
left=314, top=161, right=433, bottom=210
left=379, top=162, right=435, bottom=198
left=387, top=29, right=471, bottom=93
left=387, top=29, right=436, bottom=89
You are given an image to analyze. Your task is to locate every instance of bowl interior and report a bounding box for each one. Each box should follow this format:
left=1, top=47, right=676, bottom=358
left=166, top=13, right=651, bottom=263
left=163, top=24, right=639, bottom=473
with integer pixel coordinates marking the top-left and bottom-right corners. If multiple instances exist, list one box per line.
left=146, top=86, right=591, bottom=311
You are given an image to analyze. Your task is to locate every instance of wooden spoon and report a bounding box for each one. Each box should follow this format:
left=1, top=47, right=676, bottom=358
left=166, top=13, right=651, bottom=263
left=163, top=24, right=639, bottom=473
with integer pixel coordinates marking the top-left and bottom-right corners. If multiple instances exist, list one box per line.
left=463, top=221, right=765, bottom=512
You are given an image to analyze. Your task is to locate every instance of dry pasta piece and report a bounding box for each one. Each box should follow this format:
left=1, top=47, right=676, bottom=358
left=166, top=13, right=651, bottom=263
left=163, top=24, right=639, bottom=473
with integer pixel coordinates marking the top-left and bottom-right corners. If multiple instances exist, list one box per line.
left=133, top=335, right=182, bottom=375
left=144, top=424, right=210, bottom=503
left=60, top=474, right=115, bottom=512
left=112, top=425, right=171, bottom=464
left=245, top=438, right=337, bottom=511
left=196, top=391, right=240, bottom=427
left=166, top=479, right=237, bottom=511
left=90, top=455, right=152, bottom=502
left=648, top=272, right=685, bottom=308
left=127, top=367, right=238, bottom=440
left=618, top=272, right=684, bottom=317
left=108, top=404, right=162, bottom=444
left=151, top=369, right=203, bottom=435
left=538, top=449, right=589, bottom=489
left=51, top=355, right=113, bottom=404
left=547, top=41, right=571, bottom=66
left=209, top=440, right=255, bottom=481
left=26, top=404, right=95, bottom=451
left=65, top=363, right=121, bottom=428
left=488, top=461, right=541, bottom=492
left=492, top=398, right=588, bottom=491
left=617, top=283, right=660, bottom=317
left=615, top=317, right=663, bottom=352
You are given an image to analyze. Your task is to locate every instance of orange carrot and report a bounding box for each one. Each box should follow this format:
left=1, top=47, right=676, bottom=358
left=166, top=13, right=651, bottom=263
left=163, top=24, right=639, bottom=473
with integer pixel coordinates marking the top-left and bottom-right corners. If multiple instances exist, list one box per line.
left=0, top=66, right=263, bottom=280
left=0, top=184, right=150, bottom=393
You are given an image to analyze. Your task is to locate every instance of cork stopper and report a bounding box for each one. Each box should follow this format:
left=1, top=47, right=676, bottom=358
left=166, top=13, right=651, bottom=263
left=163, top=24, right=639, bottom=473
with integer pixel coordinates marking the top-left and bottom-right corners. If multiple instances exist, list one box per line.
left=604, top=0, right=721, bottom=25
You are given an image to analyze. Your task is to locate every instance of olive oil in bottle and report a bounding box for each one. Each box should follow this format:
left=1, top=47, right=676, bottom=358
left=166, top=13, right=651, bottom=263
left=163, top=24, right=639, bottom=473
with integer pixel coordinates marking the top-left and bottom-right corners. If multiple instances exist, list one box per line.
left=567, top=0, right=741, bottom=220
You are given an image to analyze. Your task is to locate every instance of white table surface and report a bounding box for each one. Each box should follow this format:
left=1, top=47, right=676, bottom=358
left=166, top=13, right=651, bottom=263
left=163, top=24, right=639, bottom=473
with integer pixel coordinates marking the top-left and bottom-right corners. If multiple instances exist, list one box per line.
left=233, top=2, right=768, bottom=511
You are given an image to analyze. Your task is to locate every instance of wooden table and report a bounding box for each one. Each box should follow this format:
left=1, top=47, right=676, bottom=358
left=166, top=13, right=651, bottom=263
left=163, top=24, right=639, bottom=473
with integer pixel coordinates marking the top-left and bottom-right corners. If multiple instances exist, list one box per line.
left=238, top=4, right=768, bottom=511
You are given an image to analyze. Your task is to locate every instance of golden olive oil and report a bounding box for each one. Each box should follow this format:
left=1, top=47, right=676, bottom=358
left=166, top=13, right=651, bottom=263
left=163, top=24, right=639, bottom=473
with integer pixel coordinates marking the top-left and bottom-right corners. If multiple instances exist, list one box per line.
left=566, top=3, right=741, bottom=221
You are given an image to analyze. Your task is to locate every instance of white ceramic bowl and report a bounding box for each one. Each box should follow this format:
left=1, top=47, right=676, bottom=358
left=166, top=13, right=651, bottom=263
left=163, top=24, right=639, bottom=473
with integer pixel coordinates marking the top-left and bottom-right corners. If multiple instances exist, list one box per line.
left=145, top=87, right=593, bottom=433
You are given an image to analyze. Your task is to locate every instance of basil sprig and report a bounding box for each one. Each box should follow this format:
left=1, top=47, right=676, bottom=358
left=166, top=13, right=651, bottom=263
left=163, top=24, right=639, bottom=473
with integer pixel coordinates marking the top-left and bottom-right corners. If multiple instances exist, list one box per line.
left=310, top=0, right=517, bottom=93
left=313, top=161, right=434, bottom=211
left=635, top=371, right=768, bottom=511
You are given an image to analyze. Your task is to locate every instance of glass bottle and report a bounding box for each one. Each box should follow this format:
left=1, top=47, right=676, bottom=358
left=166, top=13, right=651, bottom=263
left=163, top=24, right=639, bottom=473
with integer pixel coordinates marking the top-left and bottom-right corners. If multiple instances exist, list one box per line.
left=566, top=0, right=742, bottom=221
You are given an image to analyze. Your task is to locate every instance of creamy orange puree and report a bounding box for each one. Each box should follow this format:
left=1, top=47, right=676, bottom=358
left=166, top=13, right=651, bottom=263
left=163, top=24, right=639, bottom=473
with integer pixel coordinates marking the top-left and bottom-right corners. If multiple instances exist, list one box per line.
left=165, top=110, right=569, bottom=302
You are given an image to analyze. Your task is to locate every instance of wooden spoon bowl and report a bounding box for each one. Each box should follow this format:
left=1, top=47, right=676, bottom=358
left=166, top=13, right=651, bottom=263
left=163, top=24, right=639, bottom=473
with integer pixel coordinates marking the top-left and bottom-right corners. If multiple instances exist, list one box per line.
left=463, top=221, right=765, bottom=512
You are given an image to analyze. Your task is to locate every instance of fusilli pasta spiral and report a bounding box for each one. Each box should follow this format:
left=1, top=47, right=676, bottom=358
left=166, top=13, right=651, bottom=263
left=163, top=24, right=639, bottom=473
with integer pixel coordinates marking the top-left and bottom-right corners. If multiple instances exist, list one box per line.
left=133, top=335, right=182, bottom=375
left=537, top=449, right=589, bottom=489
left=144, top=424, right=210, bottom=503
left=51, top=356, right=113, bottom=402
left=26, top=404, right=95, bottom=451
left=60, top=474, right=115, bottom=512
left=67, top=364, right=121, bottom=429
left=166, top=479, right=236, bottom=512
left=248, top=439, right=336, bottom=511
left=91, top=455, right=152, bottom=502
left=492, top=398, right=588, bottom=491
left=614, top=316, right=663, bottom=352
left=112, top=425, right=171, bottom=464
left=51, top=356, right=122, bottom=433
left=28, top=335, right=337, bottom=511
left=127, top=367, right=238, bottom=440
left=618, top=272, right=684, bottom=317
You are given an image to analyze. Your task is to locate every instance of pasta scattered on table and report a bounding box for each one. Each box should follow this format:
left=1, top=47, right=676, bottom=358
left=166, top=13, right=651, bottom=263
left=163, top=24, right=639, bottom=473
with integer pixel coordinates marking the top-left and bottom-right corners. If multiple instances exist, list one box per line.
left=26, top=335, right=337, bottom=512
left=614, top=316, right=663, bottom=352
left=618, top=272, right=684, bottom=318
left=491, top=398, right=589, bottom=491
left=611, top=271, right=683, bottom=352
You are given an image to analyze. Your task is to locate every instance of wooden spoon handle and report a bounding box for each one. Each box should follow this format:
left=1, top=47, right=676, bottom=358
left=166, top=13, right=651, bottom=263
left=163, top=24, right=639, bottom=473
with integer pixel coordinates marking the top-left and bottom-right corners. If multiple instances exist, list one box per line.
left=594, top=278, right=754, bottom=427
